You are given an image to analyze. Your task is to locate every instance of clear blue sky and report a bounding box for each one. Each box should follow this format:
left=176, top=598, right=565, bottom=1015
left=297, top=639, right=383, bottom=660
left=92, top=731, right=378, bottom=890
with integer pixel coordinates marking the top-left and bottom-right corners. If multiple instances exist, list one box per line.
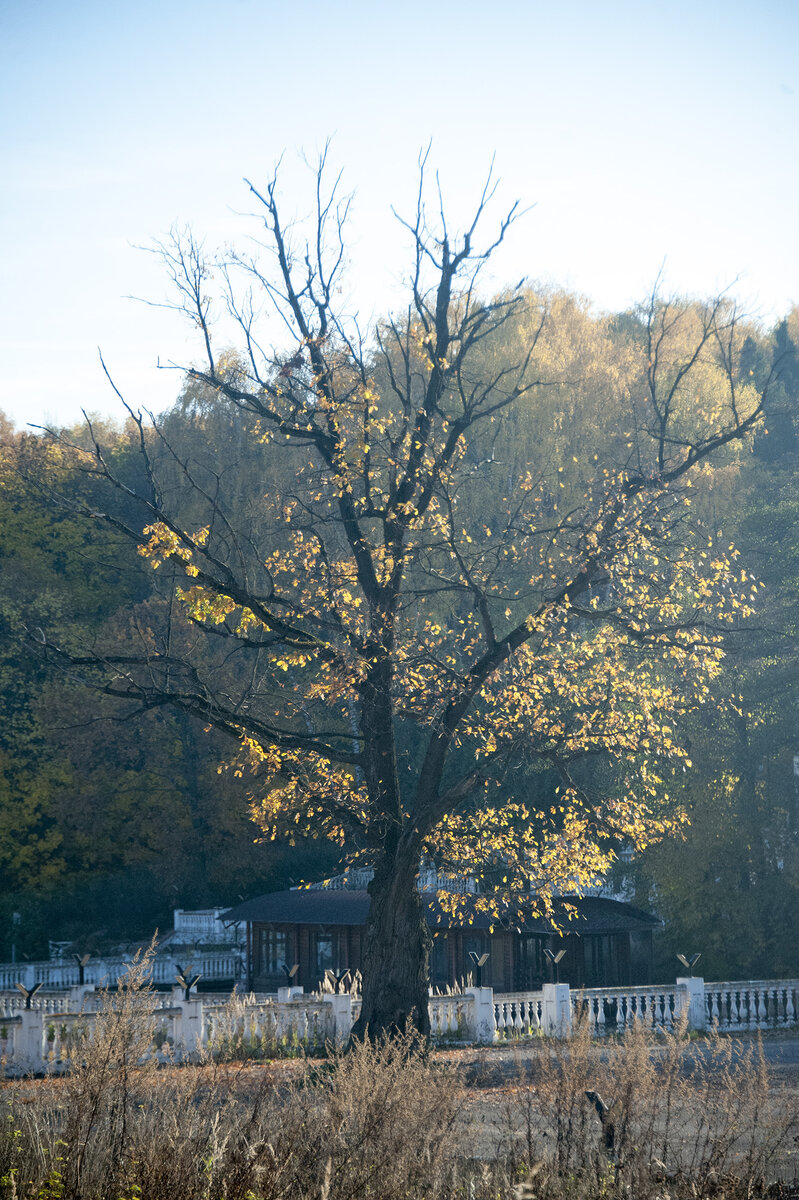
left=1, top=0, right=797, bottom=429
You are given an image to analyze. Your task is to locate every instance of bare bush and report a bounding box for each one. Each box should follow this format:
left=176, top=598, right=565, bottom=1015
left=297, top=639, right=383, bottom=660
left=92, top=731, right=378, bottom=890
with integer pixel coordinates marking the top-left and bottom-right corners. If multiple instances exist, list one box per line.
left=0, top=1012, right=464, bottom=1199
left=1, top=985, right=797, bottom=1200
left=500, top=1015, right=799, bottom=1199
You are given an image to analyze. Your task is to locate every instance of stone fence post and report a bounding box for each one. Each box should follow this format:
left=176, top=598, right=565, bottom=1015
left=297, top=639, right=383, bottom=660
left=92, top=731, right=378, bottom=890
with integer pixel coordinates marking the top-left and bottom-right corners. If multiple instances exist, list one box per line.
left=277, top=985, right=303, bottom=1003
left=464, top=986, right=496, bottom=1044
left=676, top=976, right=706, bottom=1031
left=170, top=989, right=204, bottom=1057
left=323, top=993, right=353, bottom=1044
left=18, top=1008, right=45, bottom=1070
left=68, top=984, right=95, bottom=1010
left=542, top=983, right=572, bottom=1036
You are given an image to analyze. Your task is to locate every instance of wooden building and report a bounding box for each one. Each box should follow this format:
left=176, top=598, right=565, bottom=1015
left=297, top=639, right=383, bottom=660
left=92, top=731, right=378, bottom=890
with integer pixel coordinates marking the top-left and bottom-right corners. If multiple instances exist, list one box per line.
left=223, top=885, right=659, bottom=993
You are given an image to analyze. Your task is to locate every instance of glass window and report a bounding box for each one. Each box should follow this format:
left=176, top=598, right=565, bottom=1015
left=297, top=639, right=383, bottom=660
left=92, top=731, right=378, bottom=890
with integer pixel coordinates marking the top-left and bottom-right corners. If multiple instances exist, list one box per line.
left=258, top=929, right=287, bottom=975
left=516, top=935, right=546, bottom=989
left=315, top=934, right=335, bottom=975
left=431, top=934, right=450, bottom=985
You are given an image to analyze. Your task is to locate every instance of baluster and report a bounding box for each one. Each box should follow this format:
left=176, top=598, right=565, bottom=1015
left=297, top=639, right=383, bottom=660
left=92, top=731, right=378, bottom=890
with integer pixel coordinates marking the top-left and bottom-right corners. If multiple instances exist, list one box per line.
left=656, top=991, right=666, bottom=1029
left=707, top=989, right=718, bottom=1027
left=594, top=996, right=605, bottom=1035
left=615, top=994, right=626, bottom=1031
left=532, top=997, right=541, bottom=1034
left=786, top=987, right=796, bottom=1026
left=643, top=992, right=653, bottom=1027
left=513, top=1001, right=523, bottom=1035
left=772, top=987, right=781, bottom=1027
left=707, top=989, right=717, bottom=1026
left=741, top=988, right=753, bottom=1029
left=669, top=989, right=680, bottom=1028
left=717, top=990, right=728, bottom=1029
left=756, top=988, right=767, bottom=1028
left=728, top=989, right=739, bottom=1028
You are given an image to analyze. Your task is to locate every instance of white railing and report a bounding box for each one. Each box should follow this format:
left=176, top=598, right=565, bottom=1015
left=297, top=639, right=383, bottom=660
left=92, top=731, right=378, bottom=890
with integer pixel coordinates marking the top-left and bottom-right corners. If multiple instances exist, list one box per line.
left=494, top=991, right=543, bottom=1037
left=704, top=980, right=799, bottom=1030
left=4, top=977, right=799, bottom=1074
left=204, top=996, right=335, bottom=1052
left=0, top=949, right=242, bottom=994
left=429, top=993, right=472, bottom=1040
left=173, top=908, right=234, bottom=942
left=0, top=1015, right=19, bottom=1061
left=0, top=992, right=76, bottom=1016
left=573, top=984, right=685, bottom=1035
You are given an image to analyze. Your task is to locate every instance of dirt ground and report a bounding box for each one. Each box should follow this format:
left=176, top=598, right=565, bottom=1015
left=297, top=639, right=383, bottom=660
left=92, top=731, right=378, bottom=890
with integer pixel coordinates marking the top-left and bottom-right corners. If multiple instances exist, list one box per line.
left=5, top=1030, right=799, bottom=1175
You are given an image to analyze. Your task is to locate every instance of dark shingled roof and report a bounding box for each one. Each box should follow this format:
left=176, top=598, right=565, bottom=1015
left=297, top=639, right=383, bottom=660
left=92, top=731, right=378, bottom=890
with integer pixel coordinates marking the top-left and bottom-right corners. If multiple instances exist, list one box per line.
left=222, top=890, right=660, bottom=934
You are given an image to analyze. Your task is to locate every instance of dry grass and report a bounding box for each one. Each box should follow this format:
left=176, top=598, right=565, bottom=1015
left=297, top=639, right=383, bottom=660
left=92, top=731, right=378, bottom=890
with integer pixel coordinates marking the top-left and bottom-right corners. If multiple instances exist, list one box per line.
left=1, top=969, right=797, bottom=1200
left=492, top=1014, right=799, bottom=1200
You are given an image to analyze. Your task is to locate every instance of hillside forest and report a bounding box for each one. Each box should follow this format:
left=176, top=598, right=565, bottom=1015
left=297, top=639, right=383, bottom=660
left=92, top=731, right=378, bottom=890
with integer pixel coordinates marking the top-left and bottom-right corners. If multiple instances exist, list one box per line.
left=1, top=291, right=797, bottom=984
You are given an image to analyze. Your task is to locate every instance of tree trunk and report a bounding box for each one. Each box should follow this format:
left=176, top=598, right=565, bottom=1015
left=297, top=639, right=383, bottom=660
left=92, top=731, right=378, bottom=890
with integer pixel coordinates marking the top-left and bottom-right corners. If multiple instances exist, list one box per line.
left=351, top=849, right=431, bottom=1041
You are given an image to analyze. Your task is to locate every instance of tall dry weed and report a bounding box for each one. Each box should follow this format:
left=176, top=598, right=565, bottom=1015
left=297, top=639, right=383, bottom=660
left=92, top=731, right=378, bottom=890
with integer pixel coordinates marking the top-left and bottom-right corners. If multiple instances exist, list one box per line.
left=2, top=985, right=798, bottom=1200
left=0, top=1010, right=465, bottom=1199
left=500, top=1013, right=799, bottom=1199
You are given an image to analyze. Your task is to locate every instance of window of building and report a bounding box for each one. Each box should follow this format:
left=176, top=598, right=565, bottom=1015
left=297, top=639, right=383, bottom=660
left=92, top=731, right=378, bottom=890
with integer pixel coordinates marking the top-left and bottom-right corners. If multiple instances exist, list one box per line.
left=463, top=933, right=491, bottom=985
left=516, top=934, right=546, bottom=989
left=257, top=929, right=287, bottom=975
left=431, top=933, right=450, bottom=984
left=314, top=932, right=336, bottom=976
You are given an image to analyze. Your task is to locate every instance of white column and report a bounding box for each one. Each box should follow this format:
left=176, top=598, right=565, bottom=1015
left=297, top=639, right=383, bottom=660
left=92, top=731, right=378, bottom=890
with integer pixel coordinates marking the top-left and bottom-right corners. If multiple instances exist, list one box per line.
left=323, top=993, right=353, bottom=1045
left=175, top=997, right=204, bottom=1057
left=18, top=1009, right=45, bottom=1070
left=465, top=986, right=496, bottom=1044
left=541, top=983, right=572, bottom=1037
left=676, top=977, right=706, bottom=1031
left=277, top=985, right=303, bottom=1003
left=68, top=984, right=95, bottom=1009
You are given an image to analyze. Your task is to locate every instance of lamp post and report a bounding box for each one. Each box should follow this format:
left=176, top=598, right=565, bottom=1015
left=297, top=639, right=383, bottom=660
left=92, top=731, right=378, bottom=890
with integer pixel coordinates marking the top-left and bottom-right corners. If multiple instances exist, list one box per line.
left=175, top=964, right=202, bottom=1000
left=676, top=952, right=702, bottom=977
left=73, top=953, right=91, bottom=985
left=15, top=982, right=43, bottom=1009
left=544, top=946, right=566, bottom=984
left=467, top=951, right=489, bottom=988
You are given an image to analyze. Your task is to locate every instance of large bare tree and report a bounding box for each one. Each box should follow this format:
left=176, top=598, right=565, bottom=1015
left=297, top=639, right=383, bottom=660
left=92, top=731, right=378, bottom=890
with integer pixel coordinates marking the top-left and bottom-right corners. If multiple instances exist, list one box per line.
left=39, top=156, right=776, bottom=1037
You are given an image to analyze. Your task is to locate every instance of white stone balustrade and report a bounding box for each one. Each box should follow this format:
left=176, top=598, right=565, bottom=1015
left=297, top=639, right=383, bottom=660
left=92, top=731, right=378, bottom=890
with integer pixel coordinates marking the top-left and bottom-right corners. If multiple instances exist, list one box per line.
left=493, top=991, right=543, bottom=1037
left=572, top=984, right=685, bottom=1034
left=4, top=976, right=799, bottom=1074
left=0, top=949, right=242, bottom=994
left=704, top=980, right=799, bottom=1030
left=429, top=993, right=471, bottom=1041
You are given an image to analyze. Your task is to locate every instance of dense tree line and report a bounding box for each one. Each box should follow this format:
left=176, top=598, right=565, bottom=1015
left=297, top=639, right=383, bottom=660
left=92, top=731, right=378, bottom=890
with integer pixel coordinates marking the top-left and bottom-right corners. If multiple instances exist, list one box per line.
left=0, top=288, right=796, bottom=983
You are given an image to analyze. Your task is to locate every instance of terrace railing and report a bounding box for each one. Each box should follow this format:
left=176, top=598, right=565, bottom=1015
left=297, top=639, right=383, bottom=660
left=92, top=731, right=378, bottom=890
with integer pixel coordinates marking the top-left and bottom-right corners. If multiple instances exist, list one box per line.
left=0, top=949, right=242, bottom=993
left=3, top=975, right=799, bottom=1074
left=572, top=983, right=686, bottom=1035
left=704, top=980, right=799, bottom=1030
